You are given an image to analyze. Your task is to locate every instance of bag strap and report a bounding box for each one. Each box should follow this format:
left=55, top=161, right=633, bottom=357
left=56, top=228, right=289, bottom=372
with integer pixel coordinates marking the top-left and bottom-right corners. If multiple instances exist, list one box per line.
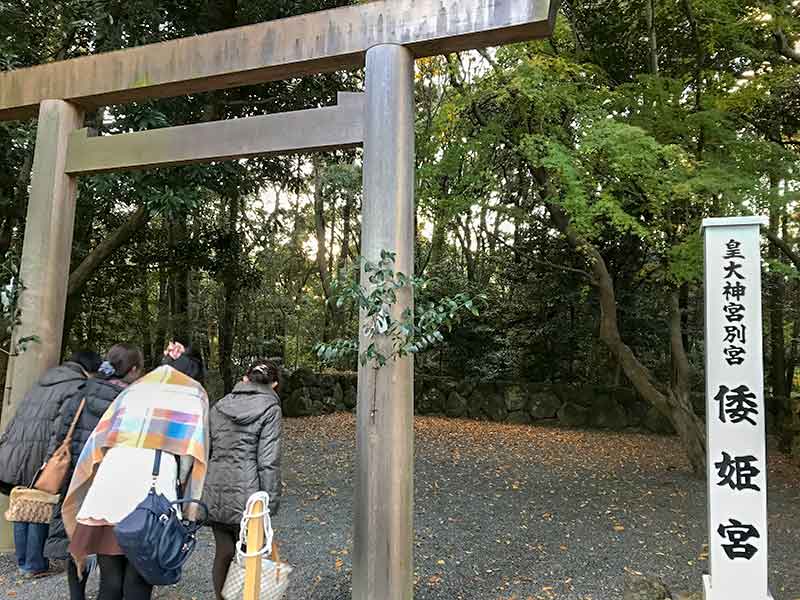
left=152, top=449, right=162, bottom=476
left=169, top=498, right=209, bottom=526
left=235, top=492, right=275, bottom=566
left=63, top=397, right=87, bottom=445
left=272, top=540, right=282, bottom=584
left=271, top=541, right=279, bottom=563
left=150, top=449, right=162, bottom=489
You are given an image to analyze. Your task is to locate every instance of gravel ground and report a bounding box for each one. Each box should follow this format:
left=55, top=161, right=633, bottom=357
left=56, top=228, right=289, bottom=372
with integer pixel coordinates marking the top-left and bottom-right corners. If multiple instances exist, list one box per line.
left=1, top=413, right=798, bottom=600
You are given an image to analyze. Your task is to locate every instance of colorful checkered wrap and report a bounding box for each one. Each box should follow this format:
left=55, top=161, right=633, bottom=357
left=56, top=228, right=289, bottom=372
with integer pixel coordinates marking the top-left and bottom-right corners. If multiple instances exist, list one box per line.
left=62, top=365, right=209, bottom=540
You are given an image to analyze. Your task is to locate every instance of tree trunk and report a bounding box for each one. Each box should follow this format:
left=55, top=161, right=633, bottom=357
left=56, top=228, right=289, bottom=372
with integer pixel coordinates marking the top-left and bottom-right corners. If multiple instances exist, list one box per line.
left=207, top=315, right=219, bottom=371
left=645, top=0, right=659, bottom=75
left=0, top=147, right=34, bottom=259
left=428, top=202, right=448, bottom=271
left=338, top=190, right=353, bottom=276
left=667, top=288, right=706, bottom=473
left=219, top=286, right=237, bottom=393
left=774, top=27, right=800, bottom=65
left=679, top=282, right=690, bottom=352
left=169, top=219, right=191, bottom=343
left=328, top=190, right=336, bottom=277
left=312, top=158, right=341, bottom=339
left=155, top=266, right=169, bottom=354
left=767, top=192, right=792, bottom=451
left=786, top=286, right=799, bottom=395
left=768, top=203, right=787, bottom=400
left=62, top=177, right=100, bottom=353
left=313, top=158, right=333, bottom=303
left=548, top=202, right=706, bottom=475
left=477, top=205, right=490, bottom=284
left=140, top=271, right=154, bottom=368
left=219, top=194, right=240, bottom=395
left=0, top=349, right=8, bottom=423
left=455, top=218, right=476, bottom=283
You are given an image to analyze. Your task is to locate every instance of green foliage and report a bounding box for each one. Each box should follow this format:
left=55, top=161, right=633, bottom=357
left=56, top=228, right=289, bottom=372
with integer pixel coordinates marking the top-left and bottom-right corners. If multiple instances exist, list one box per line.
left=315, top=251, right=485, bottom=368
left=0, top=0, right=799, bottom=398
left=0, top=252, right=21, bottom=338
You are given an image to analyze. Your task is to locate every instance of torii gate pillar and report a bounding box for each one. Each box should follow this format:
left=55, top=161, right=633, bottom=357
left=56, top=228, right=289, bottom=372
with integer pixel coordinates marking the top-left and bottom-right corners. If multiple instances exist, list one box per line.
left=354, top=44, right=416, bottom=600
left=0, top=99, right=84, bottom=550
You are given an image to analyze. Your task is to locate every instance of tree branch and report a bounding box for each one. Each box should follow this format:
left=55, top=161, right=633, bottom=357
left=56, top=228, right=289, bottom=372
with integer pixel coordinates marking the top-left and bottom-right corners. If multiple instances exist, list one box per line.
left=483, top=227, right=592, bottom=280
left=764, top=227, right=800, bottom=271
left=476, top=48, right=500, bottom=72
left=774, top=27, right=800, bottom=64
left=67, top=205, right=150, bottom=298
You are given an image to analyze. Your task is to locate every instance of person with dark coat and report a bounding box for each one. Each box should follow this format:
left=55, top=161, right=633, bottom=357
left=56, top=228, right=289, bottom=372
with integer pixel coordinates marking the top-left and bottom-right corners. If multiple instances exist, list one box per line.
left=44, top=343, right=143, bottom=600
left=203, top=360, right=282, bottom=600
left=0, top=350, right=101, bottom=577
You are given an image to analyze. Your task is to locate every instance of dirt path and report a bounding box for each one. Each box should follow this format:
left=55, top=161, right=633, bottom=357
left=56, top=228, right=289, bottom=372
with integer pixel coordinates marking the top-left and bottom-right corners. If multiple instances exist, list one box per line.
left=2, top=413, right=798, bottom=599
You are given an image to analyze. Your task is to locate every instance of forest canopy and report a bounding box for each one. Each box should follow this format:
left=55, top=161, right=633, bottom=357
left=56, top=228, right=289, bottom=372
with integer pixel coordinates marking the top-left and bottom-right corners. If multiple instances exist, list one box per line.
left=0, top=0, right=798, bottom=471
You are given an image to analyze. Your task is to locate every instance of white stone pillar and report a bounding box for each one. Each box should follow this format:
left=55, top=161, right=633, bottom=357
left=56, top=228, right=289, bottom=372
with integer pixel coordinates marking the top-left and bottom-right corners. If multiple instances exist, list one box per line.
left=702, top=216, right=772, bottom=600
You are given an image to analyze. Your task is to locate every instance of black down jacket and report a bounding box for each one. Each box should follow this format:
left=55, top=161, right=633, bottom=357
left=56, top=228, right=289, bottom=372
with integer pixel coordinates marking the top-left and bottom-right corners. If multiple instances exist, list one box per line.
left=204, top=382, right=282, bottom=525
left=43, top=377, right=126, bottom=560
left=0, top=362, right=87, bottom=495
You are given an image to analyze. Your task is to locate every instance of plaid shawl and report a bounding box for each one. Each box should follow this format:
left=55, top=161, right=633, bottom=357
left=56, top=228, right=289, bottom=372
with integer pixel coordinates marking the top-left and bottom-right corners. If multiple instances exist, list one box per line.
left=62, top=365, right=209, bottom=539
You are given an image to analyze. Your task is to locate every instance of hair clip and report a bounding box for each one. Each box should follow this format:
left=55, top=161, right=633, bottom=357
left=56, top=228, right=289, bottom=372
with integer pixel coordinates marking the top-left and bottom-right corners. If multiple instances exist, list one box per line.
left=98, top=360, right=115, bottom=376
left=164, top=341, right=186, bottom=361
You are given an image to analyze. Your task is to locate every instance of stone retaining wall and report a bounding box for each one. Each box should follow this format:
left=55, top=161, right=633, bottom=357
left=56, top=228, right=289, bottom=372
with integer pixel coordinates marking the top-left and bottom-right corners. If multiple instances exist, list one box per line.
left=276, top=366, right=791, bottom=447
left=413, top=375, right=686, bottom=433
left=281, top=368, right=359, bottom=417
left=279, top=368, right=712, bottom=434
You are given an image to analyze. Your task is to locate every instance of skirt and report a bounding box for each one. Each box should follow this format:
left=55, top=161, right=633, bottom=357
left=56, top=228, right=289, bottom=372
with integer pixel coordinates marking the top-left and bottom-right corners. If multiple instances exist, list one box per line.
left=69, top=523, right=123, bottom=557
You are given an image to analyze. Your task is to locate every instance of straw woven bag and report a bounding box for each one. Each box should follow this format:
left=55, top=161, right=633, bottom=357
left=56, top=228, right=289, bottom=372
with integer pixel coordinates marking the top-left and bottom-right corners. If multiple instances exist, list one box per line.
left=4, top=486, right=60, bottom=524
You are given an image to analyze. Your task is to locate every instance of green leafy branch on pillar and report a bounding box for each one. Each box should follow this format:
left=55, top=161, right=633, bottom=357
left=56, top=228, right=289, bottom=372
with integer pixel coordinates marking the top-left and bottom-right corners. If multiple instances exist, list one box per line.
left=0, top=253, right=38, bottom=355
left=315, top=250, right=485, bottom=368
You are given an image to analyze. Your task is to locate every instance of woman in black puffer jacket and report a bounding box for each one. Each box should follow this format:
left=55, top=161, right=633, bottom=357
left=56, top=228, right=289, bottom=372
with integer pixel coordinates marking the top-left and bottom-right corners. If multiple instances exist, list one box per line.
left=44, top=343, right=143, bottom=600
left=203, top=360, right=282, bottom=600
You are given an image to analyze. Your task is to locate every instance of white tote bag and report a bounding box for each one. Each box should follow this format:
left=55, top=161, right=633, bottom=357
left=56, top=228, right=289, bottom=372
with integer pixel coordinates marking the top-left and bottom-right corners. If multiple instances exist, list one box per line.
left=222, top=492, right=293, bottom=600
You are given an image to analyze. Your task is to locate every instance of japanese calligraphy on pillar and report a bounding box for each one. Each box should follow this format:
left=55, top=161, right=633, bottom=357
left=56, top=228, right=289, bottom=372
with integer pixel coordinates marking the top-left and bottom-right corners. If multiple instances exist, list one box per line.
left=702, top=216, right=772, bottom=600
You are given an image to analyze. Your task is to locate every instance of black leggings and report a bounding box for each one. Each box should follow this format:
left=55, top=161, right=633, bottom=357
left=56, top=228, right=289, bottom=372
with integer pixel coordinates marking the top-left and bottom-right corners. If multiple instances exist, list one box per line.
left=67, top=559, right=88, bottom=600
left=97, top=554, right=153, bottom=600
left=212, top=524, right=238, bottom=600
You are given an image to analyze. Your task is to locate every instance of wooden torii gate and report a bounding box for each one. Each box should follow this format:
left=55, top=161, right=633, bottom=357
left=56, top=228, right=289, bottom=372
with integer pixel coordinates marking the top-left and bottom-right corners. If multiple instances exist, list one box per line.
left=0, top=1, right=558, bottom=597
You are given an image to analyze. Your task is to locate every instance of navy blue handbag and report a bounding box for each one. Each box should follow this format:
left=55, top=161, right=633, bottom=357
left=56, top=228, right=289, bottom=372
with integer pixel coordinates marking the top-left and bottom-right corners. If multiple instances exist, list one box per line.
left=114, top=450, right=208, bottom=586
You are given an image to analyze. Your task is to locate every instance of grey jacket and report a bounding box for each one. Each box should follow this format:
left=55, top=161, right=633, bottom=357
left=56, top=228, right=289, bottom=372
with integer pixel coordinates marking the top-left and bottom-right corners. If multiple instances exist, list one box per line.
left=0, top=363, right=87, bottom=495
left=204, top=382, right=282, bottom=525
